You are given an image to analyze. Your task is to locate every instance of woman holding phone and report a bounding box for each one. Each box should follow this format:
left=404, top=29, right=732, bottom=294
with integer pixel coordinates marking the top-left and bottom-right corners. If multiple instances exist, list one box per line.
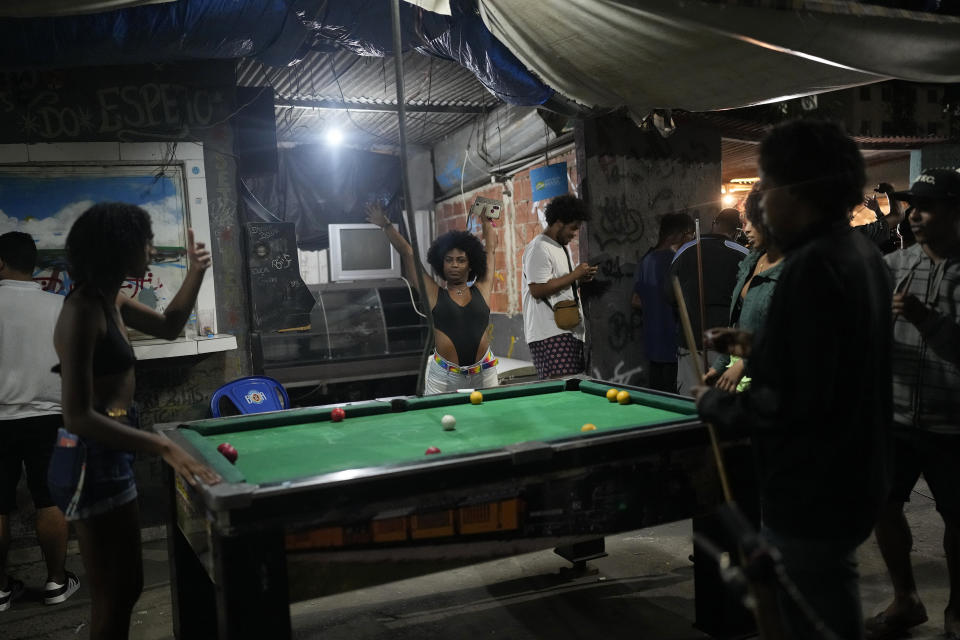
left=366, top=203, right=500, bottom=394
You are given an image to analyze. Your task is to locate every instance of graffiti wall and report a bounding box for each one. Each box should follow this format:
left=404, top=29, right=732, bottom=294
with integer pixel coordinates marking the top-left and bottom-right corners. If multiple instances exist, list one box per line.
left=578, top=116, right=721, bottom=386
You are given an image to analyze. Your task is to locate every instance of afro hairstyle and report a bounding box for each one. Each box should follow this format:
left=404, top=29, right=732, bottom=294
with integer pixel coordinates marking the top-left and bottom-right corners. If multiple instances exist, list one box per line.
left=544, top=194, right=591, bottom=226
left=426, top=230, right=488, bottom=282
left=66, top=202, right=153, bottom=290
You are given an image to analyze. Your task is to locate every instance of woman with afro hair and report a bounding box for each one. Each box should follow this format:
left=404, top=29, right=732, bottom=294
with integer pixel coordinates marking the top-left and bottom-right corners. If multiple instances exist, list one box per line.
left=49, top=202, right=220, bottom=638
left=367, top=203, right=499, bottom=394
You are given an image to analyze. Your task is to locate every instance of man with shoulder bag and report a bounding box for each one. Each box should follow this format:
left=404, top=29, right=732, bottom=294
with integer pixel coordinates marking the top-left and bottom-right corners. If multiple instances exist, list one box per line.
left=522, top=195, right=597, bottom=379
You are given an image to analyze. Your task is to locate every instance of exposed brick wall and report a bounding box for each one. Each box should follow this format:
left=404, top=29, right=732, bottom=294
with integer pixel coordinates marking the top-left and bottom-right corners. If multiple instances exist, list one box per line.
left=435, top=150, right=579, bottom=318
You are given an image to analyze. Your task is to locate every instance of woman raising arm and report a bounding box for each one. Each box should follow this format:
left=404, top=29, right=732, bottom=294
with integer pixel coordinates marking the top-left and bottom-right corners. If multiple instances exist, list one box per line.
left=366, top=204, right=499, bottom=394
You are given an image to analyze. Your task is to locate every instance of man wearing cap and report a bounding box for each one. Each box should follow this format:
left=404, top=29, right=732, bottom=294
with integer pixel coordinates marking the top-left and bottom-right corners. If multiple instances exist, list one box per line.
left=866, top=168, right=960, bottom=640
left=668, top=208, right=747, bottom=395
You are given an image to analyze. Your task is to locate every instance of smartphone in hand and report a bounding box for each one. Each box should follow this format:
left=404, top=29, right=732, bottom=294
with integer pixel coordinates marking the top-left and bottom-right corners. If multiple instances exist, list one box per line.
left=588, top=252, right=611, bottom=267
left=470, top=196, right=502, bottom=220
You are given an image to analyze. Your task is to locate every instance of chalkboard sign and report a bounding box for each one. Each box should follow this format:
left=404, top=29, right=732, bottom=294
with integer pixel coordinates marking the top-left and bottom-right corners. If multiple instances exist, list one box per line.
left=244, top=222, right=316, bottom=332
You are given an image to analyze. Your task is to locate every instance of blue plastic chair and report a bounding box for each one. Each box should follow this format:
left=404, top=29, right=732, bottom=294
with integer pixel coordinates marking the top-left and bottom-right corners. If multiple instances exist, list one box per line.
left=210, top=376, right=290, bottom=417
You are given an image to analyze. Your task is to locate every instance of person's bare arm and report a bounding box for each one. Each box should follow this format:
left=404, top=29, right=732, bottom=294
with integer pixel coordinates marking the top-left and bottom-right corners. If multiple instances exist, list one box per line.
left=703, top=327, right=753, bottom=358
left=877, top=183, right=903, bottom=229
left=366, top=204, right=438, bottom=305
left=475, top=215, right=498, bottom=300
left=120, top=228, right=211, bottom=339
left=528, top=262, right=597, bottom=299
left=55, top=296, right=220, bottom=486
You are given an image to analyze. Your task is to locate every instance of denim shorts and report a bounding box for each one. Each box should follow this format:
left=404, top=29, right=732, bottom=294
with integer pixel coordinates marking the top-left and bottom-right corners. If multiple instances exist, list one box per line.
left=424, top=350, right=499, bottom=395
left=47, top=410, right=138, bottom=521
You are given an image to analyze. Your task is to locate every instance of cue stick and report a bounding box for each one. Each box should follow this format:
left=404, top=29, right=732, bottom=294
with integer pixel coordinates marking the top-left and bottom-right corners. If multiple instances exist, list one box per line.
left=694, top=218, right=709, bottom=374
left=672, top=276, right=733, bottom=503
left=674, top=276, right=790, bottom=639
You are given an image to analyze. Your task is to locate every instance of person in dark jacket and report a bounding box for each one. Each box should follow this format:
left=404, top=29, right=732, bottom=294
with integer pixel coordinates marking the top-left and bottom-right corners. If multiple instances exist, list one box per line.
left=668, top=208, right=747, bottom=395
left=632, top=212, right=694, bottom=392
left=695, top=119, right=892, bottom=640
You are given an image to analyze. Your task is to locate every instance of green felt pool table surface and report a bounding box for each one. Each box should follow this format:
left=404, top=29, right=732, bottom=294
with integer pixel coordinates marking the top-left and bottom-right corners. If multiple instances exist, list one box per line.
left=177, top=380, right=697, bottom=486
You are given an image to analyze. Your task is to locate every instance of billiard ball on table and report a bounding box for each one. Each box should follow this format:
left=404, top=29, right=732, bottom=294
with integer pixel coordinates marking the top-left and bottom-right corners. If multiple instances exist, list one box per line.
left=441, top=414, right=456, bottom=430
left=330, top=407, right=346, bottom=422
left=217, top=442, right=238, bottom=464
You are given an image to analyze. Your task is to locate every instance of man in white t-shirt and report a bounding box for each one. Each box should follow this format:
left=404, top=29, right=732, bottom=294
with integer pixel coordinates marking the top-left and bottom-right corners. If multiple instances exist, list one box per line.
left=0, top=232, right=79, bottom=612
left=522, top=195, right=598, bottom=379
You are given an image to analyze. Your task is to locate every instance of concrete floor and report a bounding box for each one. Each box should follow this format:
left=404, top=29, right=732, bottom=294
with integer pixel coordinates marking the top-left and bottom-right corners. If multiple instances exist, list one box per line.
left=0, top=479, right=951, bottom=640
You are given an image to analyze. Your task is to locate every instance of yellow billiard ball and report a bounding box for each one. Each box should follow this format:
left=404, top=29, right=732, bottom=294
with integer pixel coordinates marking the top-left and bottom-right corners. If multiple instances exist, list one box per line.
left=616, top=390, right=631, bottom=405
left=470, top=391, right=483, bottom=405
left=605, top=388, right=619, bottom=402
left=581, top=423, right=597, bottom=432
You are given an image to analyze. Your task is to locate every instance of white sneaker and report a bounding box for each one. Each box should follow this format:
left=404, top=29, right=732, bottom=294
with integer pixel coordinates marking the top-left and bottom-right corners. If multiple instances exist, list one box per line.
left=0, top=578, right=24, bottom=611
left=44, top=571, right=80, bottom=605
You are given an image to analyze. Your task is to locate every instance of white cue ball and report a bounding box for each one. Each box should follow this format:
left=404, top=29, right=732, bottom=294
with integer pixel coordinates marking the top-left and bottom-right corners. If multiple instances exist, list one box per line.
left=441, top=414, right=456, bottom=430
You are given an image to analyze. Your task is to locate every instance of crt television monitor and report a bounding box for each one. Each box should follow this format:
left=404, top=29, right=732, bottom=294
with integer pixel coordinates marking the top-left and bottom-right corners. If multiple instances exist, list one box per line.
left=328, top=223, right=402, bottom=282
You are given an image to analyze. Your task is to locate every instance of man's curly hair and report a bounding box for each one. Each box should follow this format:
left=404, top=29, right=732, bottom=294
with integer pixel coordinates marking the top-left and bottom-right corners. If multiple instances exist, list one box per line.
left=66, top=202, right=153, bottom=290
left=759, top=119, right=865, bottom=223
left=544, top=194, right=591, bottom=226
left=426, top=230, right=488, bottom=282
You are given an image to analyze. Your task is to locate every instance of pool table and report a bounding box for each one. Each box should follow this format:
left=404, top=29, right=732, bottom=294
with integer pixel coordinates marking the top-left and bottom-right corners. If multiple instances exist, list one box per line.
left=154, top=378, right=753, bottom=639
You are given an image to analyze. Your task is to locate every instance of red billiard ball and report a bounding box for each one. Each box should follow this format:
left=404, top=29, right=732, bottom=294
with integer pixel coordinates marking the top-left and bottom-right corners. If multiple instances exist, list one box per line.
left=330, top=407, right=346, bottom=422
left=217, top=442, right=238, bottom=464
left=425, top=446, right=441, bottom=455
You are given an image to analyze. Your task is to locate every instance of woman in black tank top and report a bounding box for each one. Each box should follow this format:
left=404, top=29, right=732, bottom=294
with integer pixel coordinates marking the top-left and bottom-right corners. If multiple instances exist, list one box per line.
left=367, top=203, right=500, bottom=393
left=51, top=203, right=220, bottom=638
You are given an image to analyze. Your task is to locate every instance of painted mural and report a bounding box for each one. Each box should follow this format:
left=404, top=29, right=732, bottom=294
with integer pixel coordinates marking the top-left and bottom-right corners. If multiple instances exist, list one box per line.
left=0, top=166, right=188, bottom=318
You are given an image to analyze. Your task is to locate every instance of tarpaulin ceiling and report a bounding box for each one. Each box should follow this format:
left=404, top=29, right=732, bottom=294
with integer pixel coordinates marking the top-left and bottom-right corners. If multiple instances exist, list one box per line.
left=0, top=0, right=552, bottom=107
left=479, top=0, right=960, bottom=117
left=0, top=0, right=174, bottom=17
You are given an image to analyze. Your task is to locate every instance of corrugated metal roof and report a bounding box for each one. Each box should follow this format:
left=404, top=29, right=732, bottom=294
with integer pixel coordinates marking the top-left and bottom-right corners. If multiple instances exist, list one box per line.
left=685, top=112, right=948, bottom=149
left=722, top=139, right=910, bottom=184
left=237, top=49, right=501, bottom=147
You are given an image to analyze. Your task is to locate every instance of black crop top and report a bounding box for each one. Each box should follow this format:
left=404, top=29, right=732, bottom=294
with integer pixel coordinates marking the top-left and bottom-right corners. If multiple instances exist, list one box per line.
left=432, top=286, right=490, bottom=365
left=52, top=292, right=137, bottom=376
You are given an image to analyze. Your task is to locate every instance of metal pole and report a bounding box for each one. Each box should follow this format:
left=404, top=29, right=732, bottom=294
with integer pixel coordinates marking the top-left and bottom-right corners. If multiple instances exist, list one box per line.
left=390, top=0, right=435, bottom=397
left=694, top=217, right=708, bottom=374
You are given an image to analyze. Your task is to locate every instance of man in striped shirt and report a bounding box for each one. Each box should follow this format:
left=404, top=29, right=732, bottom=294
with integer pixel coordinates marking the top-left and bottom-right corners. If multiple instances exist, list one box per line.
left=868, top=168, right=960, bottom=640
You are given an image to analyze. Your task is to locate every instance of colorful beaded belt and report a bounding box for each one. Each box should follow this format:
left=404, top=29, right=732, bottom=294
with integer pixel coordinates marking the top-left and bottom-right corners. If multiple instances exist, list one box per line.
left=433, top=352, right=498, bottom=375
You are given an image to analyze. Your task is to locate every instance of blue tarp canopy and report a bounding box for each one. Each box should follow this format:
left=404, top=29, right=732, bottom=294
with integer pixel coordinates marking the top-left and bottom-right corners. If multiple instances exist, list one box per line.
left=0, top=0, right=553, bottom=107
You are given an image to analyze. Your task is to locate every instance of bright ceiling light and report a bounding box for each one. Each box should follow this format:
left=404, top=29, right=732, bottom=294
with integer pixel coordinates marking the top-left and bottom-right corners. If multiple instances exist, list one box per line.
left=722, top=193, right=737, bottom=207
left=325, top=128, right=343, bottom=146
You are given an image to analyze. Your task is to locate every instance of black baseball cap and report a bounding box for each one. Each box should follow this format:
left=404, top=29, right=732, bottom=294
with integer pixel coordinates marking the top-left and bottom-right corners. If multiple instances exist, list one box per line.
left=892, top=168, right=960, bottom=204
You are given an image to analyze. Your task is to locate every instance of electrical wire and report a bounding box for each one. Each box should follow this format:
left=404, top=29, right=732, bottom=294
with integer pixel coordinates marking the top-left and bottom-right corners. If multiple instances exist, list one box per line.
left=399, top=276, right=427, bottom=318
left=329, top=53, right=405, bottom=146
